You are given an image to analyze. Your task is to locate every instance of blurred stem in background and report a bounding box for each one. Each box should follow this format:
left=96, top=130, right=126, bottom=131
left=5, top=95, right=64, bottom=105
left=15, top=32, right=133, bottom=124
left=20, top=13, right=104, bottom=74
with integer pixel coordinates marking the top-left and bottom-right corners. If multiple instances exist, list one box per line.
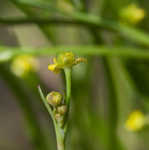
left=0, top=64, right=50, bottom=150
left=10, top=0, right=56, bottom=43
left=81, top=0, right=123, bottom=149
left=4, top=0, right=149, bottom=47
left=3, top=1, right=58, bottom=150
left=89, top=29, right=124, bottom=150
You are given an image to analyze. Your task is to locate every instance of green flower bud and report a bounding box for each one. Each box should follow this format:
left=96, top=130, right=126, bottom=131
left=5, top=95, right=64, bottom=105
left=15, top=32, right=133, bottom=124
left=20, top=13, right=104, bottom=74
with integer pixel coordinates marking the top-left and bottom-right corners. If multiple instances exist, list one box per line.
left=46, top=91, right=62, bottom=107
left=57, top=105, right=67, bottom=115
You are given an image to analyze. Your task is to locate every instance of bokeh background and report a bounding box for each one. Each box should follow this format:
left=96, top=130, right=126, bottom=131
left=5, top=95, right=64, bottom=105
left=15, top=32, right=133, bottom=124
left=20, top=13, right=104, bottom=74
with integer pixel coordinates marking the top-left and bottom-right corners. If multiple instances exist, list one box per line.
left=1, top=0, right=149, bottom=150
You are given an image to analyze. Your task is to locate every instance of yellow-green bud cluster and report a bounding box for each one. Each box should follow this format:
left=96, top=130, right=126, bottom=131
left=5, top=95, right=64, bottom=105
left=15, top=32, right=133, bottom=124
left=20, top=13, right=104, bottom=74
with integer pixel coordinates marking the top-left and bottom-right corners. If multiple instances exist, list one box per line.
left=48, top=52, right=87, bottom=74
left=46, top=91, right=67, bottom=127
left=54, top=105, right=67, bottom=127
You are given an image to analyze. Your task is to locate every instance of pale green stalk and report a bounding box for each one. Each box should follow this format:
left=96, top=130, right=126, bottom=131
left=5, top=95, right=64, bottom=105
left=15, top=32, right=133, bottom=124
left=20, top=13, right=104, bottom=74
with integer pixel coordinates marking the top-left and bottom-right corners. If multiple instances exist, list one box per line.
left=38, top=66, right=72, bottom=150
left=1, top=45, right=149, bottom=63
left=38, top=86, right=65, bottom=150
left=64, top=68, right=72, bottom=105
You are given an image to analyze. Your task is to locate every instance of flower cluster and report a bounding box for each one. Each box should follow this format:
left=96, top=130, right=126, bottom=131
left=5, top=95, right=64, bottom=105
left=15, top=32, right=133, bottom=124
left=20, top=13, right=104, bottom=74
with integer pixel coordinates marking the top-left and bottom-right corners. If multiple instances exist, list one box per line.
left=120, top=4, right=145, bottom=25
left=48, top=52, right=86, bottom=74
left=125, top=110, right=146, bottom=132
left=46, top=91, right=67, bottom=127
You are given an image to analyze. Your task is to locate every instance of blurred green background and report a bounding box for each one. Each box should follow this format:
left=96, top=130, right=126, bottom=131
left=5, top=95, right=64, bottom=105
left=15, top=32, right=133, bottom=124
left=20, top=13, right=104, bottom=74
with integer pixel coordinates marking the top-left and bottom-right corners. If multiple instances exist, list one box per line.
left=1, top=0, right=149, bottom=150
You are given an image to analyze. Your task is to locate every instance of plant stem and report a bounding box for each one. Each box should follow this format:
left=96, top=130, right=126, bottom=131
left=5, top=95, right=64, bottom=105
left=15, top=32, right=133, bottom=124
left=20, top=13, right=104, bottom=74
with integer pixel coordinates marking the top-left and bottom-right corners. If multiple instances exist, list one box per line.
left=1, top=45, right=149, bottom=63
left=55, top=127, right=65, bottom=150
left=0, top=17, right=89, bottom=26
left=10, top=0, right=56, bottom=42
left=38, top=86, right=66, bottom=150
left=64, top=68, right=72, bottom=105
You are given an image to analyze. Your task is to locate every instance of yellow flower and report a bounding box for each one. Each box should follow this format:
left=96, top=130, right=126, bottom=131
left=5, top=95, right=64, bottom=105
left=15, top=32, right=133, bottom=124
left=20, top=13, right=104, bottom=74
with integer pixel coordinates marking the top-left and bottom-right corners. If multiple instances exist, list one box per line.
left=120, top=4, right=145, bottom=25
left=48, top=52, right=86, bottom=73
left=125, top=110, right=146, bottom=131
left=11, top=55, right=38, bottom=77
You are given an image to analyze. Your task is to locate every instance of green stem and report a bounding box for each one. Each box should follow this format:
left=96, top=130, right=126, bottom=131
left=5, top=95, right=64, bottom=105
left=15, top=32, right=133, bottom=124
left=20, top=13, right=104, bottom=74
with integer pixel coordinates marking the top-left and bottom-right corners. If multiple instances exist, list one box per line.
left=64, top=68, right=72, bottom=105
left=38, top=86, right=65, bottom=150
left=55, top=128, right=65, bottom=150
left=1, top=45, right=149, bottom=63
left=10, top=0, right=56, bottom=42
left=0, top=17, right=89, bottom=26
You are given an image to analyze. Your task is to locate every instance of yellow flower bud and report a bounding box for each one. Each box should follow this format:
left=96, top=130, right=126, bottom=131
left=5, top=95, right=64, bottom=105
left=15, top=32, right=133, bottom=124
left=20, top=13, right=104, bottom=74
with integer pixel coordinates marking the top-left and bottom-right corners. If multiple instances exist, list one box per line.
left=125, top=110, right=146, bottom=132
left=57, top=105, right=67, bottom=115
left=11, top=55, right=38, bottom=77
left=46, top=91, right=62, bottom=107
left=120, top=4, right=145, bottom=25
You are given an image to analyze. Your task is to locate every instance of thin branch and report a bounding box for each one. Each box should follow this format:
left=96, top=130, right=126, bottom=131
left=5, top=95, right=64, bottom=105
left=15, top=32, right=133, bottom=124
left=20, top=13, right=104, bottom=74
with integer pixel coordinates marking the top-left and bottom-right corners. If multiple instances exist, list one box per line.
left=1, top=45, right=149, bottom=63
left=0, top=17, right=90, bottom=26
left=7, top=0, right=149, bottom=46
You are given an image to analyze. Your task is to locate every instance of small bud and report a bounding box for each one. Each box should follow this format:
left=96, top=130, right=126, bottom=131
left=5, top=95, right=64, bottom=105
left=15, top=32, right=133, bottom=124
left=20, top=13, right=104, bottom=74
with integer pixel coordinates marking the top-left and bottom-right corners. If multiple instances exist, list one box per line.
left=55, top=113, right=62, bottom=121
left=55, top=113, right=64, bottom=127
left=46, top=91, right=62, bottom=107
left=125, top=110, right=146, bottom=132
left=57, top=105, right=67, bottom=115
